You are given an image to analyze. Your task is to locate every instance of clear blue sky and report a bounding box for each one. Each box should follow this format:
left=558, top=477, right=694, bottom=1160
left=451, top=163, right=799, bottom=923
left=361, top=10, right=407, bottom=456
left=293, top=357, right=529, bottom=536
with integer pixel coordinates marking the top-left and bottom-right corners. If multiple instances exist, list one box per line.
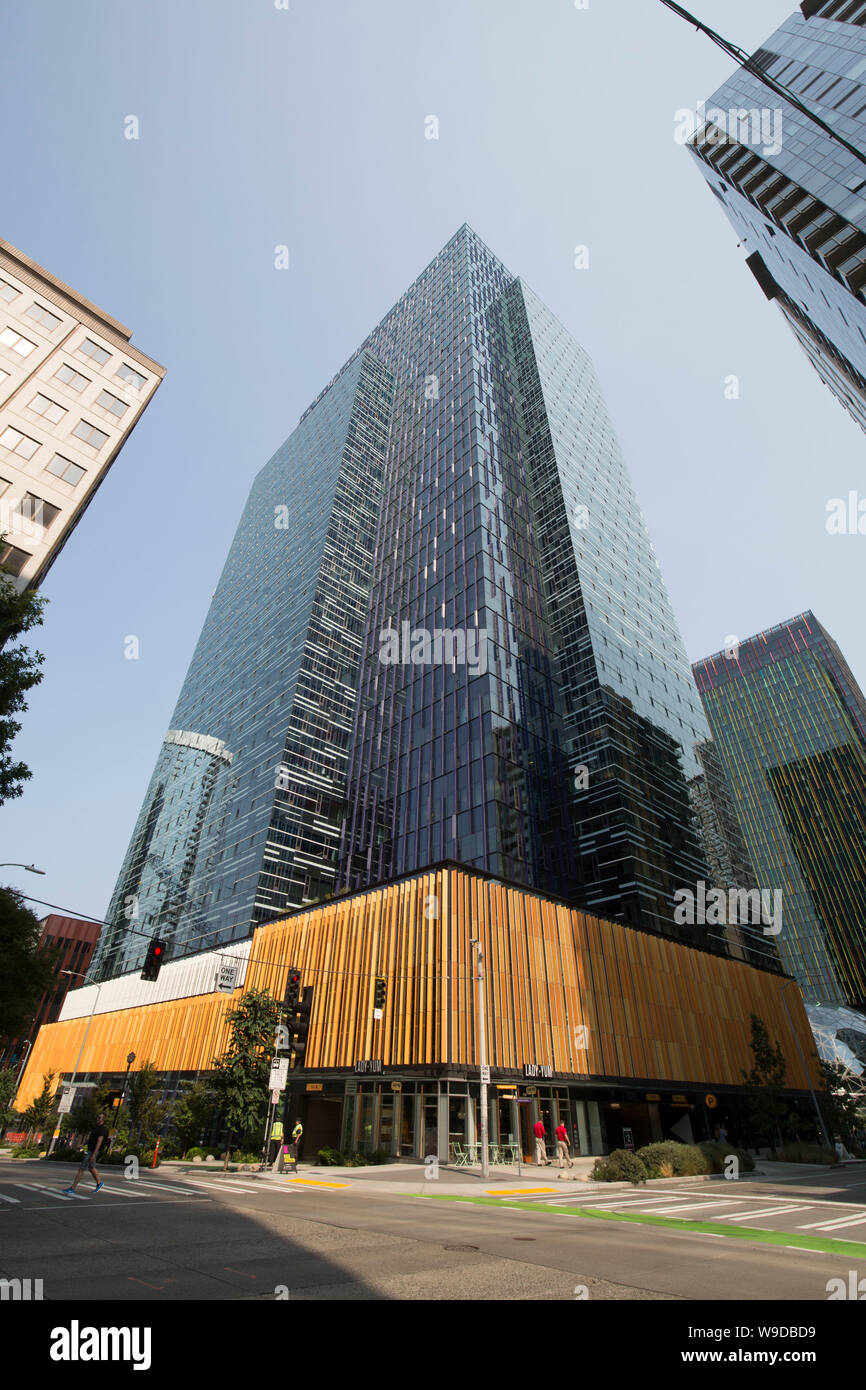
left=1, top=0, right=862, bottom=925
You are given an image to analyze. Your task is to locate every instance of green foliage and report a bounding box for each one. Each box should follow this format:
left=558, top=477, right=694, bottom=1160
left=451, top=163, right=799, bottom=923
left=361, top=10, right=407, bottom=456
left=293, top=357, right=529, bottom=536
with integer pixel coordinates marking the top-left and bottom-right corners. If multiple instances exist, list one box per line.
left=771, top=1143, right=838, bottom=1166
left=635, top=1141, right=716, bottom=1177
left=127, top=1061, right=170, bottom=1147
left=22, top=1070, right=58, bottom=1138
left=0, top=568, right=46, bottom=805
left=317, top=1146, right=346, bottom=1166
left=591, top=1149, right=648, bottom=1184
left=817, top=1060, right=863, bottom=1144
left=10, top=1143, right=41, bottom=1158
left=171, top=1078, right=217, bottom=1156
left=0, top=1063, right=19, bottom=1132
left=741, top=1014, right=788, bottom=1148
left=182, top=1146, right=220, bottom=1162
left=0, top=887, right=60, bottom=1036
left=44, top=1146, right=82, bottom=1161
left=211, top=989, right=282, bottom=1164
left=698, top=1141, right=755, bottom=1174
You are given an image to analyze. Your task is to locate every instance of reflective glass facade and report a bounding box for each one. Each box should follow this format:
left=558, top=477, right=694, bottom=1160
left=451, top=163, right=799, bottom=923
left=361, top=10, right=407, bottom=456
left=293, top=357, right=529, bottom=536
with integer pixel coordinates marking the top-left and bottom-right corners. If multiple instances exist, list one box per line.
left=688, top=2, right=866, bottom=431
left=694, top=612, right=866, bottom=1006
left=96, top=225, right=773, bottom=983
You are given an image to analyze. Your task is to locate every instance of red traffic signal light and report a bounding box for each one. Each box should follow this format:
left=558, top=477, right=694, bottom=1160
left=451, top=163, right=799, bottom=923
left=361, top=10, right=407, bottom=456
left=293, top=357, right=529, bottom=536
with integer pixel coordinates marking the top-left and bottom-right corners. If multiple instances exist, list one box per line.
left=141, top=937, right=167, bottom=982
left=284, top=969, right=301, bottom=1009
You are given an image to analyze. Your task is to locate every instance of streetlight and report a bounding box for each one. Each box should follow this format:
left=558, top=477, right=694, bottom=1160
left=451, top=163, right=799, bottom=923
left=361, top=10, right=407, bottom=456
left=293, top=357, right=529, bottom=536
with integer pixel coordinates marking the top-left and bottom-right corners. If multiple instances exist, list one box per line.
left=469, top=937, right=490, bottom=1179
left=0, top=864, right=45, bottom=874
left=46, top=969, right=101, bottom=1156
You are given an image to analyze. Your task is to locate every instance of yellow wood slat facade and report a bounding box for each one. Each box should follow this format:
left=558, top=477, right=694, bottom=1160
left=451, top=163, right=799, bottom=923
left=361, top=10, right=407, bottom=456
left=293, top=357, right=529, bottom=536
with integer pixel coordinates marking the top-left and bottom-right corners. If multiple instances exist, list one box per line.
left=16, top=866, right=819, bottom=1108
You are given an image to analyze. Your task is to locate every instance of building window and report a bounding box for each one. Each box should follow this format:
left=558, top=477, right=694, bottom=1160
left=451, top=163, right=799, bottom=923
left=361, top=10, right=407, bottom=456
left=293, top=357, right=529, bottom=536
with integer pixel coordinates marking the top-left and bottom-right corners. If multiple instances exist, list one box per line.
left=27, top=392, right=67, bottom=424
left=0, top=542, right=31, bottom=576
left=72, top=420, right=109, bottom=450
left=95, top=388, right=128, bottom=418
left=0, top=326, right=37, bottom=358
left=25, top=302, right=62, bottom=332
left=54, top=363, right=90, bottom=393
left=78, top=338, right=111, bottom=366
left=0, top=281, right=19, bottom=302
left=46, top=453, right=86, bottom=486
left=117, top=362, right=147, bottom=390
left=19, top=492, right=60, bottom=531
left=0, top=425, right=40, bottom=460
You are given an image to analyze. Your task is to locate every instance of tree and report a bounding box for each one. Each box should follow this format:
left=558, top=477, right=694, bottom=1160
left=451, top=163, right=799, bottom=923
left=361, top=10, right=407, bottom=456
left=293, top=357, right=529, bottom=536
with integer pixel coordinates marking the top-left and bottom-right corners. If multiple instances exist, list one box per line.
left=0, top=1063, right=19, bottom=1138
left=817, top=1059, right=864, bottom=1145
left=22, top=1069, right=58, bottom=1143
left=0, top=564, right=46, bottom=805
left=172, top=1078, right=217, bottom=1156
left=0, top=886, right=59, bottom=1037
left=741, top=1014, right=788, bottom=1150
left=212, top=989, right=281, bottom=1170
left=126, top=1061, right=171, bottom=1148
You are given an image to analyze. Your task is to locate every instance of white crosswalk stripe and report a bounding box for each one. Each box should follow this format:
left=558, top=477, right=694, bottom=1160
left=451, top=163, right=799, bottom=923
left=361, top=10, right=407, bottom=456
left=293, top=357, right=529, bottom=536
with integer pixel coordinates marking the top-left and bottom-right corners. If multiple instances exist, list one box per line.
left=710, top=1204, right=811, bottom=1222
left=0, top=1190, right=20, bottom=1203
left=798, top=1210, right=866, bottom=1231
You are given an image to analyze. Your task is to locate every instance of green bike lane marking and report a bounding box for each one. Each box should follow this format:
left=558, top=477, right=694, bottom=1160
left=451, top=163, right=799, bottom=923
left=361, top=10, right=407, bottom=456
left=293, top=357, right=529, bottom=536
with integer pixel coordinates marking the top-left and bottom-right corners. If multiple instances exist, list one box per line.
left=415, top=1193, right=866, bottom=1259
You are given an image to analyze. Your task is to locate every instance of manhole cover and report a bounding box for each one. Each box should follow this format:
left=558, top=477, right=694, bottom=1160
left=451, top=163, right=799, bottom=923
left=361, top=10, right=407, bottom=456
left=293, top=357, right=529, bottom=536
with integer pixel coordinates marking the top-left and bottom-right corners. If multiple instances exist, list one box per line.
left=444, top=1244, right=479, bottom=1252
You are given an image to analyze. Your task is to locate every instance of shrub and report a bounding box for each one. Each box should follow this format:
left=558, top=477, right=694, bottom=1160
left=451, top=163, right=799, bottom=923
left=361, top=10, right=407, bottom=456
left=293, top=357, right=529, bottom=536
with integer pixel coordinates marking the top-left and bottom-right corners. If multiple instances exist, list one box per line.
left=45, top=1147, right=82, bottom=1162
left=635, top=1142, right=684, bottom=1179
left=347, top=1152, right=370, bottom=1167
left=592, top=1149, right=647, bottom=1184
left=772, top=1143, right=837, bottom=1166
left=369, top=1149, right=389, bottom=1165
left=10, top=1144, right=41, bottom=1159
left=634, top=1141, right=710, bottom=1178
left=698, top=1142, right=755, bottom=1174
left=317, top=1147, right=346, bottom=1167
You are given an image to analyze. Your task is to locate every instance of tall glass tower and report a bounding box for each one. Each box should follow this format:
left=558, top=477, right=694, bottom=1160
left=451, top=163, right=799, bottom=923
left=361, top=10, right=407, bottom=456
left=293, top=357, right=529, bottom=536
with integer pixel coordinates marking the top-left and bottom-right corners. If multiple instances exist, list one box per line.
left=94, top=226, right=771, bottom=982
left=686, top=1, right=866, bottom=432
left=694, top=612, right=866, bottom=1007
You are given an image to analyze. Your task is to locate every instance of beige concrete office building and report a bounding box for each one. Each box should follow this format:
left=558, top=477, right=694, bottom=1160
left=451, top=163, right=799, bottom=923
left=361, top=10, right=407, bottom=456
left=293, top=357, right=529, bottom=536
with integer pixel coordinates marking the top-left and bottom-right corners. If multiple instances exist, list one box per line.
left=0, top=238, right=164, bottom=589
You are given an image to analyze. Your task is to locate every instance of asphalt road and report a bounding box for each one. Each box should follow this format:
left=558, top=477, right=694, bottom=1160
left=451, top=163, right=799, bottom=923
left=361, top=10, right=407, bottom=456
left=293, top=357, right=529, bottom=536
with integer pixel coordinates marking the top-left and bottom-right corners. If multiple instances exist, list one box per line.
left=2, top=1159, right=865, bottom=1302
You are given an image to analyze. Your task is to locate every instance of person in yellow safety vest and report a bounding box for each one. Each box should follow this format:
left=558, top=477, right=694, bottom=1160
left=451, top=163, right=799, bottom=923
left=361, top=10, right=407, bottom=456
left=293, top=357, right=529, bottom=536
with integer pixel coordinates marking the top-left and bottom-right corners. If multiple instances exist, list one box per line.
left=289, top=1120, right=303, bottom=1165
left=269, top=1119, right=284, bottom=1166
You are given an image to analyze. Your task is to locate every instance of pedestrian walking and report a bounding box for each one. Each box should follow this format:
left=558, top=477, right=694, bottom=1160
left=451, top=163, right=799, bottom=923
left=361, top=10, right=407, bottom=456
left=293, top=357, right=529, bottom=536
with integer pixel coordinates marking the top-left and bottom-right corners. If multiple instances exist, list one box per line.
left=62, top=1112, right=108, bottom=1195
left=533, top=1117, right=548, bottom=1166
left=555, top=1121, right=573, bottom=1169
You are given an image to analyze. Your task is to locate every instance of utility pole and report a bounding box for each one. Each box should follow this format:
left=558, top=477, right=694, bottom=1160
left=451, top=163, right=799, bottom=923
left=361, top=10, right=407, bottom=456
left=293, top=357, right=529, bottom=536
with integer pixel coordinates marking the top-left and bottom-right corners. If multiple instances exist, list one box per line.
left=470, top=938, right=490, bottom=1179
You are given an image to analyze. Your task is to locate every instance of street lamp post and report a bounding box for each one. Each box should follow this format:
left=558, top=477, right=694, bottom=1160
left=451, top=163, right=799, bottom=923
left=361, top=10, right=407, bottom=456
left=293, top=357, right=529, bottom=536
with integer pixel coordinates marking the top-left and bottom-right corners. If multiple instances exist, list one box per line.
left=0, top=864, right=45, bottom=874
left=470, top=937, right=490, bottom=1179
left=46, top=969, right=101, bottom=1156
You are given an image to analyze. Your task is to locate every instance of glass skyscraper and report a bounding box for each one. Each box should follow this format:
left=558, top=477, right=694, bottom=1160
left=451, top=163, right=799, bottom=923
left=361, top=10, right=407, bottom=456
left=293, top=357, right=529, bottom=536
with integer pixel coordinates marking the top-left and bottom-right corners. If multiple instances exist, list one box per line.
left=687, top=1, right=866, bottom=432
left=94, top=226, right=772, bottom=982
left=694, top=612, right=866, bottom=1007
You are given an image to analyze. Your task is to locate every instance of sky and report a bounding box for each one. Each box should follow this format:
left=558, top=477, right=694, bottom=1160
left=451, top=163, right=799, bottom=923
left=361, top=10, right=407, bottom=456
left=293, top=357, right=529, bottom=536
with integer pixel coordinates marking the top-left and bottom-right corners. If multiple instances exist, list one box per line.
left=0, top=0, right=862, bottom=927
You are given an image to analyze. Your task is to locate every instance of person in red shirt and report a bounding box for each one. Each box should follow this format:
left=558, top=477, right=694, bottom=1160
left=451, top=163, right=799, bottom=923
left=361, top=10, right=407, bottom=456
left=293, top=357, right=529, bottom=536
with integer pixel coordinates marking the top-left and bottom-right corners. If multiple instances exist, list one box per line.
left=533, top=1118, right=548, bottom=1166
left=555, top=1121, right=574, bottom=1170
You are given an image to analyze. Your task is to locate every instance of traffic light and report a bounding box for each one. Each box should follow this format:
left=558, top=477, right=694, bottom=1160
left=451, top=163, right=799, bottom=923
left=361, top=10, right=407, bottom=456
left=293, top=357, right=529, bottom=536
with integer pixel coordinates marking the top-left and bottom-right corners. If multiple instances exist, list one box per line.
left=141, top=937, right=167, bottom=982
left=284, top=968, right=301, bottom=1009
left=374, top=977, right=386, bottom=1010
left=290, top=990, right=312, bottom=1065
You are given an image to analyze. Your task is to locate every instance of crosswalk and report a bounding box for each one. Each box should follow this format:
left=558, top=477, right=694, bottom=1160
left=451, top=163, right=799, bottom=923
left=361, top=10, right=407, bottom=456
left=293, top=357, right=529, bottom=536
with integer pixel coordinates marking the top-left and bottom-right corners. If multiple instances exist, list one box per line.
left=0, top=1177, right=213, bottom=1209
left=0, top=1172, right=329, bottom=1210
left=487, top=1183, right=866, bottom=1237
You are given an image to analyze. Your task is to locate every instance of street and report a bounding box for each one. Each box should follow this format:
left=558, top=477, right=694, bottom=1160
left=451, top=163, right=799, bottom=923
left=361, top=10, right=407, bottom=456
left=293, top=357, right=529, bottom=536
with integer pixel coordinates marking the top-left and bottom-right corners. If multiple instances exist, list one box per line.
left=2, top=1159, right=865, bottom=1301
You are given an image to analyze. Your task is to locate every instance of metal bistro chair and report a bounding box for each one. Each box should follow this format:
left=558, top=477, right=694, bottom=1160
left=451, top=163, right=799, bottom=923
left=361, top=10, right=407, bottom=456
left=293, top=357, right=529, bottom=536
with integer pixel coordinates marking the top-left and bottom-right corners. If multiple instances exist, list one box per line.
left=451, top=1141, right=468, bottom=1167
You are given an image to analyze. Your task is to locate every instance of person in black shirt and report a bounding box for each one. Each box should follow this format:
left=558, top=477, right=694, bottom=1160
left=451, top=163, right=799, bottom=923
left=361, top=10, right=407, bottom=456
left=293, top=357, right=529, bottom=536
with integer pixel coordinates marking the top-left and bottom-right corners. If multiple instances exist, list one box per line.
left=62, top=1112, right=108, bottom=1194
